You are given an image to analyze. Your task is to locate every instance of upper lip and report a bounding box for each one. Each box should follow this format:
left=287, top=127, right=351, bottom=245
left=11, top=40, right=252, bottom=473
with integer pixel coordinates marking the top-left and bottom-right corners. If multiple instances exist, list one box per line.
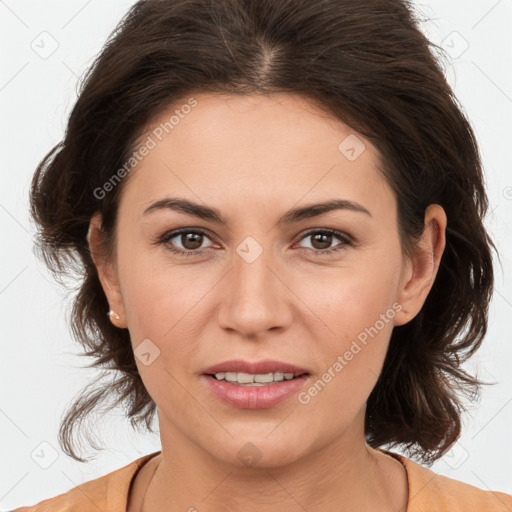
left=202, top=359, right=309, bottom=376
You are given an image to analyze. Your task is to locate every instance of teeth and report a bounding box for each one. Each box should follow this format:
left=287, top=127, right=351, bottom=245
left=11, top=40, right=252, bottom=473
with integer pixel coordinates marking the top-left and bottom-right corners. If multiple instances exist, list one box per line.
left=213, top=371, right=301, bottom=384
left=237, top=372, right=255, bottom=383
left=225, top=372, right=237, bottom=382
left=254, top=372, right=274, bottom=383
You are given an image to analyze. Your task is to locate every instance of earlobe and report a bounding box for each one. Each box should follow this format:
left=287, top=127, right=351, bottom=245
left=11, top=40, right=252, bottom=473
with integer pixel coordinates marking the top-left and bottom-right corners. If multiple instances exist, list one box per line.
left=394, top=204, right=447, bottom=326
left=87, top=213, right=127, bottom=328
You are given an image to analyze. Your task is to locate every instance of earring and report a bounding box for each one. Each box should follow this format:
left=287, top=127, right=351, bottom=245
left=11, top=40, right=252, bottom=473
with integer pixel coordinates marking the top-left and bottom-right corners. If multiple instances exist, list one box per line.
left=107, top=310, right=121, bottom=325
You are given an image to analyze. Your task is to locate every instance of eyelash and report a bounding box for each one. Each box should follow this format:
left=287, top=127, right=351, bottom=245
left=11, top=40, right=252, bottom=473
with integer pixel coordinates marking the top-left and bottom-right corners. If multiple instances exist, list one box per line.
left=157, top=228, right=354, bottom=257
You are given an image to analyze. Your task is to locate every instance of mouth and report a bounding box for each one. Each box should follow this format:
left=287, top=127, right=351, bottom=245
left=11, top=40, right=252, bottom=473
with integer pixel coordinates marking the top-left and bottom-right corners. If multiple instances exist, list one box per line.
left=201, top=359, right=311, bottom=408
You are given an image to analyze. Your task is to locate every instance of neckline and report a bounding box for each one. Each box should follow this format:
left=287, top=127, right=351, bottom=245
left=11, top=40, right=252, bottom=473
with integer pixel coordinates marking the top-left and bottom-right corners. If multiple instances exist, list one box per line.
left=125, top=450, right=162, bottom=510
left=374, top=447, right=411, bottom=511
left=128, top=448, right=410, bottom=510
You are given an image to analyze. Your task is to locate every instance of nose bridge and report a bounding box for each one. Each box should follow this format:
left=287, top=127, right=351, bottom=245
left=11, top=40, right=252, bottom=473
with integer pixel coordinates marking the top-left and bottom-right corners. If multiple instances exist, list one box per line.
left=217, top=235, right=287, bottom=335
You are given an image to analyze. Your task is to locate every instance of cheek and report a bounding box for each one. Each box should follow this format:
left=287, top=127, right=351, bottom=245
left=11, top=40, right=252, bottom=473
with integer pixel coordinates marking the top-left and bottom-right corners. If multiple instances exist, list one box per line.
left=298, top=250, right=401, bottom=342
left=116, top=234, right=206, bottom=335
left=294, top=247, right=402, bottom=409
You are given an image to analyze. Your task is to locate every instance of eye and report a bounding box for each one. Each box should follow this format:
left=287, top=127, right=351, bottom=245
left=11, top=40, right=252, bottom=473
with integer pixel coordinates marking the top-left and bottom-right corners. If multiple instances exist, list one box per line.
left=159, top=228, right=216, bottom=256
left=296, top=229, right=353, bottom=256
left=157, top=227, right=354, bottom=258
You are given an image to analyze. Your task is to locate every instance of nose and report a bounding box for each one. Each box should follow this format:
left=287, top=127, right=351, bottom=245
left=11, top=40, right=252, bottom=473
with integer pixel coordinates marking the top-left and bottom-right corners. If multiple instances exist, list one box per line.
left=216, top=241, right=292, bottom=338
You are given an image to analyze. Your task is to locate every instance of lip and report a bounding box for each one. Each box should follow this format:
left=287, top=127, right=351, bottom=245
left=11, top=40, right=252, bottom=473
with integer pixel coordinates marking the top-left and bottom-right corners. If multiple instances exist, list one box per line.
left=201, top=373, right=311, bottom=409
left=201, top=359, right=311, bottom=409
left=202, top=359, right=309, bottom=376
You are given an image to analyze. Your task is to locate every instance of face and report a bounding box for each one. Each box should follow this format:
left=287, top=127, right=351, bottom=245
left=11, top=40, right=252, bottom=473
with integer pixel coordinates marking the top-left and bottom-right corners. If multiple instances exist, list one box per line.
left=90, top=92, right=445, bottom=468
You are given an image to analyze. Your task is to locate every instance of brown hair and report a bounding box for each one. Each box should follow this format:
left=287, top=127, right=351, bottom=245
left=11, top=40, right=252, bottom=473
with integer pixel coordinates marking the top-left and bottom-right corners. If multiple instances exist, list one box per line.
left=30, top=0, right=496, bottom=464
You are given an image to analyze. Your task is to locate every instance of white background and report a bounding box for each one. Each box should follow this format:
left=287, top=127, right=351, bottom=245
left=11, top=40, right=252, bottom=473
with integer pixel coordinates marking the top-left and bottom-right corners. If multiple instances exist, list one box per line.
left=1, top=0, right=511, bottom=509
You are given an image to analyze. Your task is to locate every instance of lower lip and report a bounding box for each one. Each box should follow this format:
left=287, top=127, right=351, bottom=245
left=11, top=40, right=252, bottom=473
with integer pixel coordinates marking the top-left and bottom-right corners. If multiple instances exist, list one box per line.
left=202, top=374, right=311, bottom=409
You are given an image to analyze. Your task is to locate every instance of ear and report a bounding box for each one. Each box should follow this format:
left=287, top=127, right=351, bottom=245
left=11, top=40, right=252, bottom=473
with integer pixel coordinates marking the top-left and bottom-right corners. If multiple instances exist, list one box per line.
left=87, top=212, right=127, bottom=328
left=394, top=204, right=447, bottom=326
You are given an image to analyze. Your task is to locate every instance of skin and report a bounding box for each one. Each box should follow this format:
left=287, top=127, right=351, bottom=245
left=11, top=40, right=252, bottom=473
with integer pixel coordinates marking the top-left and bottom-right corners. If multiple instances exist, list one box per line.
left=88, top=92, right=447, bottom=511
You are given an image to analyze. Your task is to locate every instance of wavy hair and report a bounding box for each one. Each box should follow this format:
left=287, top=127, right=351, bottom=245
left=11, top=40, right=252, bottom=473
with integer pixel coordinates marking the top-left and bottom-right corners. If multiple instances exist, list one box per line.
left=29, top=0, right=496, bottom=463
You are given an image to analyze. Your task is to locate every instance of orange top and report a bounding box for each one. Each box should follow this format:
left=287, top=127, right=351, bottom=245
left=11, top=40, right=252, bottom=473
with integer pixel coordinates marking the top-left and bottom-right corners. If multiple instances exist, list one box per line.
left=11, top=448, right=512, bottom=511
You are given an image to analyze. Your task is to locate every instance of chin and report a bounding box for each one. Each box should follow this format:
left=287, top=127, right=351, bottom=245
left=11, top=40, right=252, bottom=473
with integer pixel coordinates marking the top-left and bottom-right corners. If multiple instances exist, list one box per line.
left=210, top=433, right=310, bottom=469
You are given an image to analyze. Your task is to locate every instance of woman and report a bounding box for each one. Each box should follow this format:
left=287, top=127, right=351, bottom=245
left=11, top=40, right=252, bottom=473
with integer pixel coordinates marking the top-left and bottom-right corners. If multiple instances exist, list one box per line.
left=13, top=0, right=512, bottom=510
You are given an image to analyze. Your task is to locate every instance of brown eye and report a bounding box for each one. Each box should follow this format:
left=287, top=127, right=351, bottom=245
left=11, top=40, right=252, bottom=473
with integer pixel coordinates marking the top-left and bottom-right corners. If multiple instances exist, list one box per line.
left=180, top=232, right=203, bottom=250
left=159, top=228, right=215, bottom=256
left=310, top=233, right=333, bottom=250
left=297, top=229, right=353, bottom=255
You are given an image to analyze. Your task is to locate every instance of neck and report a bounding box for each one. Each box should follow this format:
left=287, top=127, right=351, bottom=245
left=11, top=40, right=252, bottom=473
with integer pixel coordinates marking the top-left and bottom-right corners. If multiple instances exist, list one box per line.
left=143, top=410, right=408, bottom=512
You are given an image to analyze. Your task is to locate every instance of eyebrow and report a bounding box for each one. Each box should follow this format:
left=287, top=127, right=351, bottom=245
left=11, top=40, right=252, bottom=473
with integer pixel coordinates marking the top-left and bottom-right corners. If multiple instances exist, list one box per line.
left=143, top=197, right=372, bottom=223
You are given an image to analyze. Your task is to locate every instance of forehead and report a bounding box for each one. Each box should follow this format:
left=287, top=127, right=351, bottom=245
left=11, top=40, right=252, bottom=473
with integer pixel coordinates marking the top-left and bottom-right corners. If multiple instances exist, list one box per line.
left=140, top=91, right=361, bottom=157
left=120, top=92, right=393, bottom=217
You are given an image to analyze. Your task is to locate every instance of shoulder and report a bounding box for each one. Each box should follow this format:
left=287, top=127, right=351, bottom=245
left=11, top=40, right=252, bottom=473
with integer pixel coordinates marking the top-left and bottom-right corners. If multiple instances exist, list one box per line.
left=8, top=451, right=161, bottom=512
left=383, top=449, right=512, bottom=512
